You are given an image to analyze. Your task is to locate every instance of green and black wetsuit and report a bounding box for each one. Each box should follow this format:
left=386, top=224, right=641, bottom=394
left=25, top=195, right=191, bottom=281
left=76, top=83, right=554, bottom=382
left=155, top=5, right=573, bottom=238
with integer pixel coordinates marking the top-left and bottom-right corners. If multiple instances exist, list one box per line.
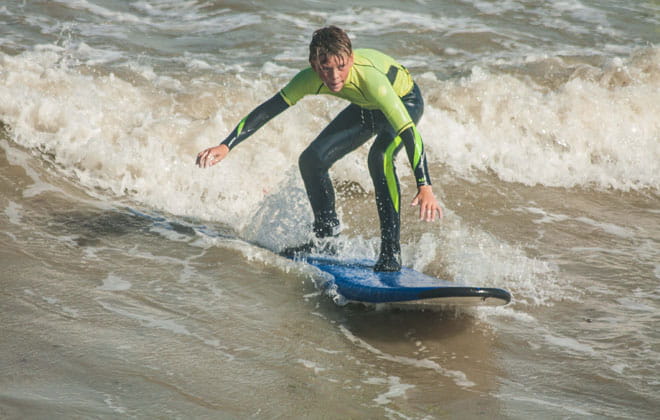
left=220, top=49, right=431, bottom=270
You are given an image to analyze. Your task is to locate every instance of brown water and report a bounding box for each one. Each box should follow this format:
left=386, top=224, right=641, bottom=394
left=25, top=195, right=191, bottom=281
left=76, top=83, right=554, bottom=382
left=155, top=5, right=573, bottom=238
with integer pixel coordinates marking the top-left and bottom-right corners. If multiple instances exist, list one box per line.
left=2, top=134, right=658, bottom=418
left=1, top=1, right=659, bottom=418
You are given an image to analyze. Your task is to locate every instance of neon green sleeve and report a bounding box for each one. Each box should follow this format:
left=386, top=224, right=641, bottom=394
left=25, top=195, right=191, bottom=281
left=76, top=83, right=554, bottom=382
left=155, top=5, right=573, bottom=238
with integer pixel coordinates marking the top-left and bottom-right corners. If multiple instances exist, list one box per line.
left=361, top=75, right=414, bottom=135
left=279, top=68, right=324, bottom=106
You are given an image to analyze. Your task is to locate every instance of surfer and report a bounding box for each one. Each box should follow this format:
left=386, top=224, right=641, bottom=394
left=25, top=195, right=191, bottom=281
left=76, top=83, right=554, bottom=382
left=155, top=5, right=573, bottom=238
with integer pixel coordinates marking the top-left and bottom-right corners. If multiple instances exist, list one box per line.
left=196, top=26, right=442, bottom=271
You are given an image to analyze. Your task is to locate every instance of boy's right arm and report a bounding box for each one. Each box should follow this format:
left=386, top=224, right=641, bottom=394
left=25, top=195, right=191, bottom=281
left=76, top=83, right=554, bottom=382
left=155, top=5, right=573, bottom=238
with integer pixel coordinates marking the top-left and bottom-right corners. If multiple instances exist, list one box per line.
left=196, top=93, right=289, bottom=168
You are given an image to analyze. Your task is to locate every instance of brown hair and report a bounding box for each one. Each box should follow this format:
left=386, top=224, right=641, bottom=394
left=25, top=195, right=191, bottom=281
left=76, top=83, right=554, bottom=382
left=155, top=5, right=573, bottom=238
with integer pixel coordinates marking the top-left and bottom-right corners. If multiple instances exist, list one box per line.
left=309, top=26, right=352, bottom=68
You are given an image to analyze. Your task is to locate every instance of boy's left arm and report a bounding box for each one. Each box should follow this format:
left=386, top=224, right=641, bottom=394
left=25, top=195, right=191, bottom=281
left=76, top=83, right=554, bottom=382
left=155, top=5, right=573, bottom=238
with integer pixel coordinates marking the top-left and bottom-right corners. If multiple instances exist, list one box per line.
left=398, top=125, right=443, bottom=221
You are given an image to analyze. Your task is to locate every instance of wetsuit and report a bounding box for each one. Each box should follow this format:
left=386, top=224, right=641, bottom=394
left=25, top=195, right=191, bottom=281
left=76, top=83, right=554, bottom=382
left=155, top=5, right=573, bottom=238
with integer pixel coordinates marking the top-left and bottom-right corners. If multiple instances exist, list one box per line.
left=221, top=49, right=431, bottom=270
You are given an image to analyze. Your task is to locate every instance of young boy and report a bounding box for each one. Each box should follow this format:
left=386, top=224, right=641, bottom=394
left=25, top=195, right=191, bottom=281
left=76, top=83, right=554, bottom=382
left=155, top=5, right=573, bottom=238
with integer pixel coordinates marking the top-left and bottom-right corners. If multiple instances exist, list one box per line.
left=197, top=26, right=442, bottom=271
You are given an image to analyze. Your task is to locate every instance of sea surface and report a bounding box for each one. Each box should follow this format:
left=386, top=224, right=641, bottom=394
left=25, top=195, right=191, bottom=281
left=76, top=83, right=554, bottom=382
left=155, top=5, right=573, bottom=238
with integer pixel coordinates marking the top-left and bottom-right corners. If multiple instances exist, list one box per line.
left=1, top=1, right=659, bottom=418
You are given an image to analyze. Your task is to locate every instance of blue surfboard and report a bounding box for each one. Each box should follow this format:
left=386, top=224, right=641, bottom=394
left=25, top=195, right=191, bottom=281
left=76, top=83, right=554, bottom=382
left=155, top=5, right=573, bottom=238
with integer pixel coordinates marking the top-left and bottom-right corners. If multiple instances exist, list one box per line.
left=124, top=208, right=511, bottom=306
left=303, top=256, right=511, bottom=306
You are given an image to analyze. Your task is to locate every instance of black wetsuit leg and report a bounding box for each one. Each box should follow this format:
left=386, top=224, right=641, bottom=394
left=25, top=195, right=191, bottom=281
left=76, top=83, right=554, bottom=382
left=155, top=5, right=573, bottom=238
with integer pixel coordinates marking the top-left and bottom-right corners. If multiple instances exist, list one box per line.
left=299, top=83, right=424, bottom=271
left=299, top=103, right=375, bottom=237
left=367, top=83, right=424, bottom=270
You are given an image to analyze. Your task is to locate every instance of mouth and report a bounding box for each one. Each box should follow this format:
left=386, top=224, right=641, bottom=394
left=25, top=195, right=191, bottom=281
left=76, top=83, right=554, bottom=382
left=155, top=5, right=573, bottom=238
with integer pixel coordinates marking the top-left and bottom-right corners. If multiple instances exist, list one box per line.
left=327, top=81, right=343, bottom=91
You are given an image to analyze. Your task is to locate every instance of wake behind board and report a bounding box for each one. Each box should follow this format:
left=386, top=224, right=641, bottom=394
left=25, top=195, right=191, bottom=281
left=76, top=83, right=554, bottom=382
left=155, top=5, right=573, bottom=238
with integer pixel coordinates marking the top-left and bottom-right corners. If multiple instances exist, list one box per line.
left=303, top=256, right=511, bottom=306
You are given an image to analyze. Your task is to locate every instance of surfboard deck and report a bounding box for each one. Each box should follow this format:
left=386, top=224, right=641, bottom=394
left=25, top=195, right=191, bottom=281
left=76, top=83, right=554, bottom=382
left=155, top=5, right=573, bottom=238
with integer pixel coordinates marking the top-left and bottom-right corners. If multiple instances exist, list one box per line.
left=302, top=255, right=511, bottom=306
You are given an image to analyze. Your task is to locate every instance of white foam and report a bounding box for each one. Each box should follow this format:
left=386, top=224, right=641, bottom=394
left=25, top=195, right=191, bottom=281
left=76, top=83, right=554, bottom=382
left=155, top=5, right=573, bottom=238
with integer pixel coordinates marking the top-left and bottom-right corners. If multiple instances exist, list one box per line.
left=0, top=140, right=62, bottom=198
left=340, top=325, right=476, bottom=388
left=610, top=363, right=627, bottom=375
left=465, top=0, right=524, bottom=15
left=441, top=217, right=566, bottom=306
left=186, top=58, right=212, bottom=71
left=98, top=273, right=132, bottom=291
left=131, top=1, right=261, bottom=35
left=316, top=347, right=342, bottom=355
left=332, top=7, right=457, bottom=35
left=544, top=334, right=597, bottom=356
left=96, top=298, right=232, bottom=356
left=3, top=46, right=658, bottom=238
left=149, top=224, right=191, bottom=242
left=73, top=42, right=125, bottom=66
left=574, top=217, right=634, bottom=239
left=505, top=395, right=595, bottom=417
left=406, top=232, right=438, bottom=272
left=517, top=207, right=635, bottom=239
left=297, top=359, right=326, bottom=375
left=240, top=171, right=314, bottom=251
left=103, top=395, right=127, bottom=415
left=365, top=376, right=415, bottom=405
left=419, top=48, right=660, bottom=191
left=616, top=297, right=656, bottom=313
left=65, top=0, right=144, bottom=24
left=568, top=246, right=628, bottom=256
left=476, top=305, right=538, bottom=324
left=516, top=207, right=571, bottom=225
left=4, top=201, right=22, bottom=225
left=23, top=290, right=80, bottom=318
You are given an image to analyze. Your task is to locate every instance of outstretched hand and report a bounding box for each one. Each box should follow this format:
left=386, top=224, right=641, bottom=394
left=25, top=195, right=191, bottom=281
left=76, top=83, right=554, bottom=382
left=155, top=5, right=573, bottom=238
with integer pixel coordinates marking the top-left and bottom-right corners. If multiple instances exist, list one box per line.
left=196, top=144, right=229, bottom=168
left=411, top=185, right=443, bottom=222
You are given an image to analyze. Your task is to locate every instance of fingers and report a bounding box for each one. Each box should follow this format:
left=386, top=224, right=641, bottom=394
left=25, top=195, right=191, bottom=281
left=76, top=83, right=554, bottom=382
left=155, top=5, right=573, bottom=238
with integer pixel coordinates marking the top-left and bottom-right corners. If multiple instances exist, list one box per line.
left=197, top=144, right=229, bottom=168
left=196, top=150, right=207, bottom=167
left=419, top=206, right=441, bottom=222
left=424, top=204, right=443, bottom=221
left=413, top=198, right=443, bottom=222
left=196, top=149, right=216, bottom=168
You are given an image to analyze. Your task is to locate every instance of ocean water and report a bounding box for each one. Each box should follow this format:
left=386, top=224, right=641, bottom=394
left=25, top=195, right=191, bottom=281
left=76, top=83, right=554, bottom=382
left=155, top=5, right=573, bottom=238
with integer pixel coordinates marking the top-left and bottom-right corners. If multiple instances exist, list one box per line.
left=1, top=1, right=659, bottom=418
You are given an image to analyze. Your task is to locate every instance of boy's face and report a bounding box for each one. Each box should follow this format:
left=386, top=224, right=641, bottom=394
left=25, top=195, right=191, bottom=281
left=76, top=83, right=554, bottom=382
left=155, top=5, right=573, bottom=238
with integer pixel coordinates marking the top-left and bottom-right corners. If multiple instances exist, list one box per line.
left=312, top=53, right=354, bottom=92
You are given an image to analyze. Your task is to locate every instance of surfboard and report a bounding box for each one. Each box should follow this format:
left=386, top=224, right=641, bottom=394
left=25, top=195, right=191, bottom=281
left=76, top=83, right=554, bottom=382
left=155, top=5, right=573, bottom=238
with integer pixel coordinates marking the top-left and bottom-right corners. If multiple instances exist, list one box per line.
left=302, top=255, right=511, bottom=306
left=124, top=208, right=511, bottom=306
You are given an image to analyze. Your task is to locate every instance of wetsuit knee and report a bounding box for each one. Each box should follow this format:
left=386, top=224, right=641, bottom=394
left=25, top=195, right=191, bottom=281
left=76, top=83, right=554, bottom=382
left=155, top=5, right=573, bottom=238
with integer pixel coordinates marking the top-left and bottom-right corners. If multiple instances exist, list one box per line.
left=368, top=134, right=403, bottom=212
left=367, top=145, right=386, bottom=181
left=299, top=145, right=328, bottom=177
left=299, top=145, right=340, bottom=238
